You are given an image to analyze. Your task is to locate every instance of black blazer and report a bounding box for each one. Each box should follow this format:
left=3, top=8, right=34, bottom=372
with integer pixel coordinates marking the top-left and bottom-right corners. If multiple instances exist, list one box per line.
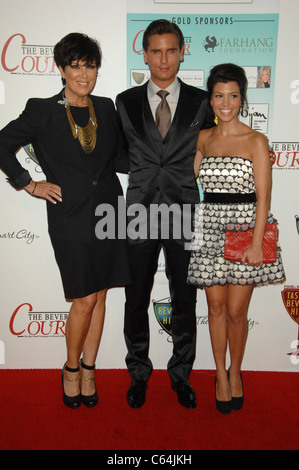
left=116, top=79, right=215, bottom=241
left=0, top=92, right=128, bottom=242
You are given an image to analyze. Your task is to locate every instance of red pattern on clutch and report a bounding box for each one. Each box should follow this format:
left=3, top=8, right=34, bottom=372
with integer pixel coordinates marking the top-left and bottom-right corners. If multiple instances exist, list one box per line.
left=224, top=223, right=277, bottom=264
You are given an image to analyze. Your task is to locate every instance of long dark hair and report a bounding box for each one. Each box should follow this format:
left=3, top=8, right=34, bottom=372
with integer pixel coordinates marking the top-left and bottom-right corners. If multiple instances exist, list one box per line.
left=207, top=63, right=248, bottom=107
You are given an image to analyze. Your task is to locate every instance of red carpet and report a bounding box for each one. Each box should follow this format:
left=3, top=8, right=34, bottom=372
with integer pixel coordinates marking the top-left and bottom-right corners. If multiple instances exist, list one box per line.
left=0, top=369, right=298, bottom=451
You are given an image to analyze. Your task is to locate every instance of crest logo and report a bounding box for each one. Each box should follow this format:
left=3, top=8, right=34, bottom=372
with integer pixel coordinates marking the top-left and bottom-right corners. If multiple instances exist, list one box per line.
left=23, top=143, right=39, bottom=164
left=281, top=286, right=299, bottom=359
left=153, top=297, right=172, bottom=338
left=281, top=286, right=299, bottom=325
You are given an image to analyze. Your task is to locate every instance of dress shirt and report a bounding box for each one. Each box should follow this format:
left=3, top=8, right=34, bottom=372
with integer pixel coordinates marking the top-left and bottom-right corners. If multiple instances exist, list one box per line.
left=147, top=78, right=180, bottom=122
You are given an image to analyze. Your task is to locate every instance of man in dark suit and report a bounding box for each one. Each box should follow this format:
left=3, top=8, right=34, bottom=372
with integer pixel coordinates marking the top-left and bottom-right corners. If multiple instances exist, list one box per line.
left=116, top=19, right=215, bottom=409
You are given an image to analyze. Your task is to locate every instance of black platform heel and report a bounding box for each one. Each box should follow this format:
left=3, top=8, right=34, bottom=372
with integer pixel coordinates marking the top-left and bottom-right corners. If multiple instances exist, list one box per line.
left=215, top=377, right=232, bottom=414
left=80, top=359, right=98, bottom=408
left=61, top=363, right=81, bottom=409
left=228, top=369, right=244, bottom=411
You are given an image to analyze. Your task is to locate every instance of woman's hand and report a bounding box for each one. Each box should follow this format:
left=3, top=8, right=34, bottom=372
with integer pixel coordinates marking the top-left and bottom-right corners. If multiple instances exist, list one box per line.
left=241, top=244, right=263, bottom=267
left=24, top=180, right=62, bottom=204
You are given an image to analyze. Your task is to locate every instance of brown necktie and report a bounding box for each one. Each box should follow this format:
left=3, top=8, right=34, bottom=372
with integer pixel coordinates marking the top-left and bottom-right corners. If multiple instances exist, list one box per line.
left=155, top=90, right=171, bottom=138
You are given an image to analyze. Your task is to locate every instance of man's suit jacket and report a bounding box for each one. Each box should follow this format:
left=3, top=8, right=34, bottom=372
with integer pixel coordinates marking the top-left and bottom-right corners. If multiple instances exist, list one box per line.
left=0, top=92, right=128, bottom=242
left=116, top=79, right=215, bottom=242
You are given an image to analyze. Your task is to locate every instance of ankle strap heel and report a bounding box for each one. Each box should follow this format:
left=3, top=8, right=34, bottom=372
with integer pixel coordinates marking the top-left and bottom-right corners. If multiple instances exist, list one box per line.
left=80, top=360, right=95, bottom=371
left=61, top=363, right=81, bottom=409
left=79, top=359, right=98, bottom=408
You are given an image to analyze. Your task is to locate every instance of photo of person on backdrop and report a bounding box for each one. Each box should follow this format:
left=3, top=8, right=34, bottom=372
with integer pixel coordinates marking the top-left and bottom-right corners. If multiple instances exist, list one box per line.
left=187, top=63, right=285, bottom=414
left=0, top=32, right=131, bottom=409
left=257, top=66, right=271, bottom=88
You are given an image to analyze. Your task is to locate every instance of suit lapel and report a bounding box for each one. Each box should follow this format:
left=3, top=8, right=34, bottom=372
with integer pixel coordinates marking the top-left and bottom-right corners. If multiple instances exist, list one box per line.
left=122, top=83, right=162, bottom=156
left=122, top=80, right=206, bottom=159
left=161, top=80, right=206, bottom=161
left=169, top=80, right=201, bottom=141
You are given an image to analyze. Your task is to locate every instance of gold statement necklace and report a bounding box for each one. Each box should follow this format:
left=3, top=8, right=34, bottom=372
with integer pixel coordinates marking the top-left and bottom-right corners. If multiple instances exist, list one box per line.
left=64, top=94, right=98, bottom=154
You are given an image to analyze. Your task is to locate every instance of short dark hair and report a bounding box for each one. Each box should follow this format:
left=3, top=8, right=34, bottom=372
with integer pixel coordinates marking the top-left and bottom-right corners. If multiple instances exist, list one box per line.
left=54, top=32, right=102, bottom=82
left=207, top=63, right=248, bottom=107
left=142, top=19, right=184, bottom=51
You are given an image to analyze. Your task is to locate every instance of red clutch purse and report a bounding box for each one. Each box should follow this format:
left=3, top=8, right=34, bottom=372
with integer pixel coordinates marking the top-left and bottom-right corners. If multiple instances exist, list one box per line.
left=224, top=223, right=277, bottom=263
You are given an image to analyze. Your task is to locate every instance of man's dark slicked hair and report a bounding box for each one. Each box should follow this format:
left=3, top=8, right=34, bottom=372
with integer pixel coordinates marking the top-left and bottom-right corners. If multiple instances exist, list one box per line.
left=142, top=19, right=184, bottom=51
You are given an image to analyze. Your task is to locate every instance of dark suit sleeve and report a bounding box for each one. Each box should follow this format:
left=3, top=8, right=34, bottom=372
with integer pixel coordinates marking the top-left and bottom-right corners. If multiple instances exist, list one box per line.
left=202, top=102, right=216, bottom=129
left=0, top=98, right=39, bottom=187
left=114, top=95, right=130, bottom=174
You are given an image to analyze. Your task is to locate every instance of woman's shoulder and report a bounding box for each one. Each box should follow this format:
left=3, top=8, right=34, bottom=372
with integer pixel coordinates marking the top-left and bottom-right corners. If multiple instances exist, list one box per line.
left=198, top=127, right=214, bottom=142
left=90, top=94, right=113, bottom=105
left=25, top=92, right=63, bottom=109
left=248, top=127, right=268, bottom=148
left=89, top=94, right=115, bottom=112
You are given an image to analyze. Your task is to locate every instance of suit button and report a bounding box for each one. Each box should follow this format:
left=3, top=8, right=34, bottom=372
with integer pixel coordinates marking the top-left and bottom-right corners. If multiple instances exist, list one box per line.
left=160, top=163, right=164, bottom=167
left=92, top=180, right=98, bottom=185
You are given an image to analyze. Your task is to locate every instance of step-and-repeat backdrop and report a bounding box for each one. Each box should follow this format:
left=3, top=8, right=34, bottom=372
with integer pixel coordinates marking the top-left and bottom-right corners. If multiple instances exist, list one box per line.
left=0, top=0, right=298, bottom=371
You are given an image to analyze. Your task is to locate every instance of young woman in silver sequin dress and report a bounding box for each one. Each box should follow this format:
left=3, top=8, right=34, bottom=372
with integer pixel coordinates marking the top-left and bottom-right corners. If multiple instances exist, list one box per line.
left=187, top=64, right=285, bottom=414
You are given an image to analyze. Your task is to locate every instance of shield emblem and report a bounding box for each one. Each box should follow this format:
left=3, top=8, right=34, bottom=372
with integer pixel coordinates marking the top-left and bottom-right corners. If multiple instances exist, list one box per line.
left=23, top=143, right=39, bottom=165
left=153, top=298, right=172, bottom=336
left=281, top=287, right=299, bottom=325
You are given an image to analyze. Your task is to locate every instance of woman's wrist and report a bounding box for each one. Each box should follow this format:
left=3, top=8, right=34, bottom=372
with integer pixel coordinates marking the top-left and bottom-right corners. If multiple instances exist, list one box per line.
left=24, top=180, right=37, bottom=194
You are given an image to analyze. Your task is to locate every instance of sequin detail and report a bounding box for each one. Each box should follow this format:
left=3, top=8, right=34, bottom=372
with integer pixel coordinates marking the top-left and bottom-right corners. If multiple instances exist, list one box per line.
left=187, top=156, right=285, bottom=287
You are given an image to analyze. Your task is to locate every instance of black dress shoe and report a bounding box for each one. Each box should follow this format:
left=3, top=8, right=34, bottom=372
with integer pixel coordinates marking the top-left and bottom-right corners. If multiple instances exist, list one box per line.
left=80, top=359, right=98, bottom=408
left=171, top=382, right=197, bottom=409
left=61, top=363, right=81, bottom=409
left=228, top=370, right=244, bottom=411
left=215, top=378, right=232, bottom=414
left=126, top=380, right=147, bottom=408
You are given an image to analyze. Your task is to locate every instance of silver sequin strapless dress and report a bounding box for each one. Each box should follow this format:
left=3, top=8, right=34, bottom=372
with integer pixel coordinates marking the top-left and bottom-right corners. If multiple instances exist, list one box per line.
left=187, top=156, right=285, bottom=287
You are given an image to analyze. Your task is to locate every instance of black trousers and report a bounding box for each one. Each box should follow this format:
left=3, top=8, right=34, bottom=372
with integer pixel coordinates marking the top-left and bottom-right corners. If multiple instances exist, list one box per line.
left=124, top=238, right=197, bottom=384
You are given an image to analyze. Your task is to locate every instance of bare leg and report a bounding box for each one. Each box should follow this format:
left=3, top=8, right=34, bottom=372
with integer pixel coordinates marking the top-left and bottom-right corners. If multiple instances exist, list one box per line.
left=63, top=289, right=107, bottom=397
left=227, top=284, right=253, bottom=397
left=81, top=288, right=108, bottom=395
left=205, top=285, right=231, bottom=402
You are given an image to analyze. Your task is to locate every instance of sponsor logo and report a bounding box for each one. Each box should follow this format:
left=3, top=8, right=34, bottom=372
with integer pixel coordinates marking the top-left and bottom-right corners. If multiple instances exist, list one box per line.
left=1, top=33, right=59, bottom=77
left=272, top=143, right=299, bottom=169
left=239, top=103, right=268, bottom=133
left=9, top=303, right=68, bottom=338
left=153, top=297, right=172, bottom=338
left=24, top=143, right=39, bottom=165
left=0, top=229, right=39, bottom=244
left=203, top=36, right=219, bottom=53
left=281, top=286, right=299, bottom=362
left=281, top=286, right=299, bottom=326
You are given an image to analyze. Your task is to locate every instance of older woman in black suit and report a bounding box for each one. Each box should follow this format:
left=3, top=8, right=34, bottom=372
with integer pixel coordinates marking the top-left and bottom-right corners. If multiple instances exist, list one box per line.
left=0, top=33, right=130, bottom=408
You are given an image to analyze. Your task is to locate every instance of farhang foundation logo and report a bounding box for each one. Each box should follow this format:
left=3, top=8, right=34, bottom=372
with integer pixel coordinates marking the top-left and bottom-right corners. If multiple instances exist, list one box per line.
left=217, top=36, right=273, bottom=54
